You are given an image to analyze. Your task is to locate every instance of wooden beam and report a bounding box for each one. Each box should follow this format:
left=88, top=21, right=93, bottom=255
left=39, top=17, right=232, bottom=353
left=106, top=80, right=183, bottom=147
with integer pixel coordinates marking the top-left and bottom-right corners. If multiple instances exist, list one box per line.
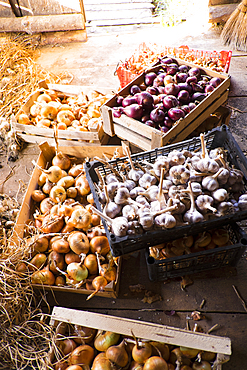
left=51, top=307, right=231, bottom=355
left=0, top=13, right=85, bottom=33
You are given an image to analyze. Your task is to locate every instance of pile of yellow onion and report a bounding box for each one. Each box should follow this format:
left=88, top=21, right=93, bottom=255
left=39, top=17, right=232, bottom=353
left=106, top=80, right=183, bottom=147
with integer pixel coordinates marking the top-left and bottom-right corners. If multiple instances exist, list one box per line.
left=17, top=87, right=112, bottom=132
left=16, top=150, right=117, bottom=299
left=51, top=323, right=217, bottom=370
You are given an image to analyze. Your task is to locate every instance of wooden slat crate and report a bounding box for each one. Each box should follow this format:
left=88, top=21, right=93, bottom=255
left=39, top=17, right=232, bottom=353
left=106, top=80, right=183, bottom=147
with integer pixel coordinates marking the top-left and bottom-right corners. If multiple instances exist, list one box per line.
left=11, top=143, right=124, bottom=298
left=13, top=81, right=113, bottom=146
left=49, top=306, right=231, bottom=369
left=101, top=59, right=231, bottom=151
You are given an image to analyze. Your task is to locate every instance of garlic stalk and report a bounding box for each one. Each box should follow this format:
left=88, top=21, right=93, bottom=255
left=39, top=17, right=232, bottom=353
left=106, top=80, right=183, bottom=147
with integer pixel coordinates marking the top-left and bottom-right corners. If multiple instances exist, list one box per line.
left=196, top=133, right=220, bottom=173
left=183, top=181, right=204, bottom=224
left=91, top=206, right=128, bottom=237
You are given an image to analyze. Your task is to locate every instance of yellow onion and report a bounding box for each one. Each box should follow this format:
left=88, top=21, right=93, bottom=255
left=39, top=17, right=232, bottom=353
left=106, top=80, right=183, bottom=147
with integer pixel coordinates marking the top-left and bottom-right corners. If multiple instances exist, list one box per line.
left=105, top=340, right=129, bottom=368
left=49, top=185, right=67, bottom=204
left=94, top=331, right=120, bottom=352
left=68, top=344, right=94, bottom=366
left=86, top=276, right=108, bottom=300
left=83, top=253, right=98, bottom=275
left=31, top=189, right=46, bottom=203
left=75, top=175, right=91, bottom=196
left=73, top=325, right=97, bottom=344
left=52, top=152, right=71, bottom=170
left=91, top=353, right=112, bottom=370
left=29, top=253, right=47, bottom=272
left=90, top=236, right=110, bottom=256
left=143, top=356, right=168, bottom=370
left=69, top=208, right=92, bottom=230
left=67, top=262, right=88, bottom=282
left=132, top=341, right=152, bottom=364
left=41, top=214, right=64, bottom=233
left=68, top=231, right=90, bottom=255
left=31, top=265, right=55, bottom=285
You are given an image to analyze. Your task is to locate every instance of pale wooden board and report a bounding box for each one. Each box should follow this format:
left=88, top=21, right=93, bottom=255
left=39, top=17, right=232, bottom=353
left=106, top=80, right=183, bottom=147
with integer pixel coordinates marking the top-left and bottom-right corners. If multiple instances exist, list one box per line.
left=0, top=14, right=85, bottom=33
left=50, top=306, right=231, bottom=355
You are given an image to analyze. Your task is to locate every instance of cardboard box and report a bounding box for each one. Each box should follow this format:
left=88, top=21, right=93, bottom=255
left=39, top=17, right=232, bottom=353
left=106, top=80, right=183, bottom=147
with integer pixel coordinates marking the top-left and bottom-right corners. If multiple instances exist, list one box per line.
left=48, top=306, right=231, bottom=369
left=11, top=143, right=124, bottom=298
left=102, top=59, right=231, bottom=151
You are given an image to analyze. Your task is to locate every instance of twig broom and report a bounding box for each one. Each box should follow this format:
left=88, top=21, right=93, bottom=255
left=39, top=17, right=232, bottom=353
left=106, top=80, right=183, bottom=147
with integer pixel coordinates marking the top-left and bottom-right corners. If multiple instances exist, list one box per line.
left=221, top=0, right=247, bottom=51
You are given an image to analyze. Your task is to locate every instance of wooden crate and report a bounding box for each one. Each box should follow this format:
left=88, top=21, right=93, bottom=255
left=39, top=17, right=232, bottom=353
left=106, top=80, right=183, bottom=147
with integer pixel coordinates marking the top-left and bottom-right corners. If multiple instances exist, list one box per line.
left=49, top=306, right=231, bottom=369
left=13, top=81, right=112, bottom=146
left=11, top=143, right=124, bottom=298
left=101, top=59, right=231, bottom=151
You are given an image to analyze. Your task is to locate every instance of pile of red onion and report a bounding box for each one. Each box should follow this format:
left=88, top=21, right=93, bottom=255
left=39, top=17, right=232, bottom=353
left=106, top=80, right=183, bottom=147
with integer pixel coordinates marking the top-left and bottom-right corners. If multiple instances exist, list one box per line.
left=113, top=57, right=222, bottom=133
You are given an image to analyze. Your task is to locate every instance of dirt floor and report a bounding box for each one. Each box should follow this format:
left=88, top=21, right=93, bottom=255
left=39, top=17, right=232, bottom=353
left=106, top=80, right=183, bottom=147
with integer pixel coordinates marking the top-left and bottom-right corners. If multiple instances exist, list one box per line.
left=1, top=18, right=247, bottom=369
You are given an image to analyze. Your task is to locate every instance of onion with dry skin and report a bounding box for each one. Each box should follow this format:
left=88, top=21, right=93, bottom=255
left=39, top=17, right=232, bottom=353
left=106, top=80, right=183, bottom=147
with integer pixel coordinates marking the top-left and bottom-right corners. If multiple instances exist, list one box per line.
left=68, top=231, right=90, bottom=255
left=68, top=344, right=94, bottom=366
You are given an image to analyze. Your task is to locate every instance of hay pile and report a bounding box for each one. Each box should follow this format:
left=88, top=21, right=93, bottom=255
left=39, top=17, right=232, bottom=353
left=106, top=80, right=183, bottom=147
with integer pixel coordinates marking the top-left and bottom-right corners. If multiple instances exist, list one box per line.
left=0, top=33, right=70, bottom=118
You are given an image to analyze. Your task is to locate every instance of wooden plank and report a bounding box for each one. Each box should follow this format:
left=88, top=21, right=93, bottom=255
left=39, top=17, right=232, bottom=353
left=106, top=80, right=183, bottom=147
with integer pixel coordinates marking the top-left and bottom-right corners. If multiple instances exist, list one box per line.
left=83, top=0, right=152, bottom=3
left=0, top=14, right=85, bottom=33
left=85, top=9, right=153, bottom=22
left=51, top=307, right=231, bottom=355
left=84, top=3, right=154, bottom=11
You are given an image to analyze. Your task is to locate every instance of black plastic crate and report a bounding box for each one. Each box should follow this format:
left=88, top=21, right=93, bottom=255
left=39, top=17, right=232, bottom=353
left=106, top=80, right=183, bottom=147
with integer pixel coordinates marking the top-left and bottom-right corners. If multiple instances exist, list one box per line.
left=84, top=125, right=247, bottom=257
left=145, top=223, right=247, bottom=281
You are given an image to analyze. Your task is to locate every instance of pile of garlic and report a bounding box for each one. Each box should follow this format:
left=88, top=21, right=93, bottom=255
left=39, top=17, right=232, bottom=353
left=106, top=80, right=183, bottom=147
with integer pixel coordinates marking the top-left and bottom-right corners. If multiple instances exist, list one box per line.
left=92, top=134, right=247, bottom=238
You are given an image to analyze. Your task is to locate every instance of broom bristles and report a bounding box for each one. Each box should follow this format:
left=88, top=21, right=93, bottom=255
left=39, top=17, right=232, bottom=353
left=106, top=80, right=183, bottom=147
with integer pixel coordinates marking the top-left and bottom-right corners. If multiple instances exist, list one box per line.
left=221, top=0, right=247, bottom=51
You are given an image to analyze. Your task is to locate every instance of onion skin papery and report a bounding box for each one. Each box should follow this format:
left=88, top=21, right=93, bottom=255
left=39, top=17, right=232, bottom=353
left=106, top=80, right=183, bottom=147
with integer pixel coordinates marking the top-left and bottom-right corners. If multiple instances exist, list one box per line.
left=105, top=340, right=129, bottom=368
left=94, top=331, right=120, bottom=352
left=31, top=265, right=55, bottom=285
left=91, top=353, right=112, bottom=370
left=68, top=344, right=95, bottom=366
left=143, top=356, right=168, bottom=370
left=132, top=342, right=152, bottom=364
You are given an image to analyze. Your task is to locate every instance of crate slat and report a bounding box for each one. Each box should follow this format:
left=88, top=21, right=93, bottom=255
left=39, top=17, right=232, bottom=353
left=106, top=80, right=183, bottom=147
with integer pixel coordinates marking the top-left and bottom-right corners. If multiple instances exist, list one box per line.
left=50, top=306, right=231, bottom=355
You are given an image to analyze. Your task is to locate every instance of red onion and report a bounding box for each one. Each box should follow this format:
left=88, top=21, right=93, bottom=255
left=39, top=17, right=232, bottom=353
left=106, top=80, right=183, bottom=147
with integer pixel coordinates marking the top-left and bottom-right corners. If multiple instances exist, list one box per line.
left=191, top=83, right=204, bottom=93
left=180, top=105, right=191, bottom=115
left=163, top=95, right=179, bottom=110
left=116, top=95, right=124, bottom=106
left=168, top=107, right=185, bottom=121
left=179, top=64, right=189, bottom=73
left=157, top=86, right=166, bottom=94
left=135, top=92, right=154, bottom=109
left=160, top=115, right=173, bottom=128
left=177, top=90, right=190, bottom=104
left=122, top=95, right=137, bottom=107
left=145, top=120, right=157, bottom=128
left=191, top=92, right=207, bottom=102
left=178, top=82, right=193, bottom=94
left=186, top=76, right=197, bottom=84
left=113, top=108, right=122, bottom=118
left=141, top=114, right=151, bottom=123
left=130, top=84, right=141, bottom=95
left=160, top=57, right=174, bottom=65
left=205, top=84, right=215, bottom=93
left=146, top=86, right=159, bottom=95
left=166, top=63, right=179, bottom=75
left=144, top=72, right=157, bottom=86
left=159, top=125, right=170, bottom=133
left=209, top=77, right=221, bottom=87
left=150, top=107, right=166, bottom=123
left=122, top=104, right=143, bottom=120
left=188, top=102, right=197, bottom=110
left=175, top=72, right=188, bottom=84
left=188, top=67, right=201, bottom=78
left=164, top=83, right=180, bottom=96
left=153, top=76, right=165, bottom=87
